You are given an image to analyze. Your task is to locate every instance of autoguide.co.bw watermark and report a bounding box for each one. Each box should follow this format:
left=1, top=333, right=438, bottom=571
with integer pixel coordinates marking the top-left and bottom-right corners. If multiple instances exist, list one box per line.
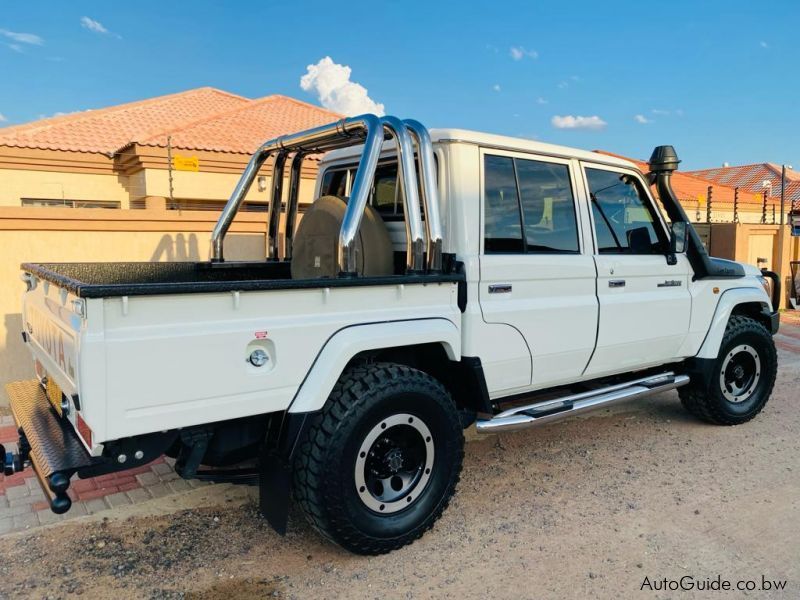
left=640, top=574, right=787, bottom=593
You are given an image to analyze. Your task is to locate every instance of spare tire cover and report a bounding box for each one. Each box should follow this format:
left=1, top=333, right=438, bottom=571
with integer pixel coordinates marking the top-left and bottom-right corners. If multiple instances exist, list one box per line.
left=290, top=195, right=394, bottom=279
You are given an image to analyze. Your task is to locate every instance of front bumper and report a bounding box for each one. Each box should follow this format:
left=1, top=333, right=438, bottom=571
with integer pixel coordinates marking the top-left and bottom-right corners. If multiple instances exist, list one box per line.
left=3, top=380, right=100, bottom=514
left=767, top=309, right=780, bottom=335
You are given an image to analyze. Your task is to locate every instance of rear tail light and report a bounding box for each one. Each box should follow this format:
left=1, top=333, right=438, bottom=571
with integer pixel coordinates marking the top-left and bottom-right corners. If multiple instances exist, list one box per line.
left=76, top=412, right=93, bottom=448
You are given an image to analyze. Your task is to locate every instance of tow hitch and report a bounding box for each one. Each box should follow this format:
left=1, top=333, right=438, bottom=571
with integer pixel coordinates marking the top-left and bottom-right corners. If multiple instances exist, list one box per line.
left=1, top=439, right=26, bottom=475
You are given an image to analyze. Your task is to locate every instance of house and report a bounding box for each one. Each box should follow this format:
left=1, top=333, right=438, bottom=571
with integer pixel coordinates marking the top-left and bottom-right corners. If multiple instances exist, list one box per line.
left=0, top=87, right=340, bottom=211
left=686, top=163, right=800, bottom=216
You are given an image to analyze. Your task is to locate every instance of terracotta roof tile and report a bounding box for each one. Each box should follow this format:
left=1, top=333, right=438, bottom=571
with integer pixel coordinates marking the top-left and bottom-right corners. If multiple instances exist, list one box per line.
left=0, top=88, right=340, bottom=157
left=685, top=163, right=800, bottom=205
left=135, top=95, right=341, bottom=154
left=0, top=88, right=250, bottom=155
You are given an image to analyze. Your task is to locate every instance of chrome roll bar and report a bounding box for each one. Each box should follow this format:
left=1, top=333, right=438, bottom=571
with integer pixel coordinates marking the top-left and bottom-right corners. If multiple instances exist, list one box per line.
left=283, top=151, right=305, bottom=261
left=210, top=113, right=442, bottom=276
left=380, top=116, right=425, bottom=273
left=404, top=119, right=443, bottom=273
left=266, top=151, right=287, bottom=260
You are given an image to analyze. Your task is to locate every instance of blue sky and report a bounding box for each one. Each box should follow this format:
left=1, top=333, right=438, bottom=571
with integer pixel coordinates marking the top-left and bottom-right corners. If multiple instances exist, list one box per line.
left=1, top=1, right=797, bottom=170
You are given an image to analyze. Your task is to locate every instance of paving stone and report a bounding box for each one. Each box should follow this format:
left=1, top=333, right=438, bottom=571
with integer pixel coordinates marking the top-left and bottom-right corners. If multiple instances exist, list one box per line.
left=83, top=498, right=109, bottom=515
left=12, top=512, right=39, bottom=530
left=5, top=485, right=30, bottom=501
left=36, top=509, right=67, bottom=526
left=151, top=462, right=174, bottom=476
left=147, top=483, right=170, bottom=499
left=126, top=487, right=151, bottom=503
left=0, top=503, right=36, bottom=518
left=188, top=479, right=210, bottom=488
left=167, top=480, right=190, bottom=493
left=0, top=517, right=13, bottom=534
left=25, top=477, right=41, bottom=491
left=135, top=471, right=159, bottom=486
left=105, top=492, right=132, bottom=508
left=68, top=502, right=88, bottom=517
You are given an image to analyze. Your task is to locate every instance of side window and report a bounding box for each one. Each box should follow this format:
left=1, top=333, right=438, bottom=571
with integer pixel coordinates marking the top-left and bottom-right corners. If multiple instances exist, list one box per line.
left=516, top=159, right=580, bottom=253
left=483, top=154, right=580, bottom=254
left=484, top=155, right=524, bottom=253
left=586, top=168, right=667, bottom=254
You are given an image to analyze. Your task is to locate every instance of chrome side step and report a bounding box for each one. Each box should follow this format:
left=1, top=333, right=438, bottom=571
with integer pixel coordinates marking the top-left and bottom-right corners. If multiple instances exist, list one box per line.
left=475, top=372, right=690, bottom=434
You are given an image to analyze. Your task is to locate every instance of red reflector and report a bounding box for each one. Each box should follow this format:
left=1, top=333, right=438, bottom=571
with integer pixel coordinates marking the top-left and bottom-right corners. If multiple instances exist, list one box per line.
left=76, top=412, right=92, bottom=448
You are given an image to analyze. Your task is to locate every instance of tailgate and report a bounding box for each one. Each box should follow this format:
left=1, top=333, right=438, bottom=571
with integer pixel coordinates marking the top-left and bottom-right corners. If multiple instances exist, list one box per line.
left=22, top=277, right=84, bottom=421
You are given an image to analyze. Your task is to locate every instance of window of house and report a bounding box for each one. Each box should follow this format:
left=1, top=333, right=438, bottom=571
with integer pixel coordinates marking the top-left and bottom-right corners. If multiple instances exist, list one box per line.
left=21, top=198, right=121, bottom=209
left=585, top=168, right=667, bottom=254
left=483, top=154, right=580, bottom=254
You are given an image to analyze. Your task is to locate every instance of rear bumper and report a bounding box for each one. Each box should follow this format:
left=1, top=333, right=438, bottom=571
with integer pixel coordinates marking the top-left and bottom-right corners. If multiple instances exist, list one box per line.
left=3, top=380, right=100, bottom=514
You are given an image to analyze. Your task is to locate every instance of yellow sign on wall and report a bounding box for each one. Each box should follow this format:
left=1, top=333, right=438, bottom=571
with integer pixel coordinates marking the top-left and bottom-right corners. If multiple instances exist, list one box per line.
left=173, top=155, right=200, bottom=172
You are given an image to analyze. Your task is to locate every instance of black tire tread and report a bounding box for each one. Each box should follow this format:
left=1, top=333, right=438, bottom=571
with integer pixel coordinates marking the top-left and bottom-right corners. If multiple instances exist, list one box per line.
left=679, top=315, right=777, bottom=425
left=293, top=362, right=463, bottom=555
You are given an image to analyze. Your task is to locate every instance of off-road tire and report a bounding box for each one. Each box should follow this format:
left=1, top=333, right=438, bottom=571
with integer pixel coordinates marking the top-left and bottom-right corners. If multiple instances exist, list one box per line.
left=293, top=362, right=464, bottom=555
left=679, top=315, right=777, bottom=425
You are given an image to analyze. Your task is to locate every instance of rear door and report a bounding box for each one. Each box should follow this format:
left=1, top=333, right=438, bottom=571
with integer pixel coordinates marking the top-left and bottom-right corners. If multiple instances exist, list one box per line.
left=581, top=163, right=692, bottom=377
left=478, top=150, right=599, bottom=391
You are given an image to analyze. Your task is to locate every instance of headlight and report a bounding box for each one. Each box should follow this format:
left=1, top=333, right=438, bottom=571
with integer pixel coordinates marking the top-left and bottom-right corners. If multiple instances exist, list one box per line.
left=757, top=275, right=772, bottom=299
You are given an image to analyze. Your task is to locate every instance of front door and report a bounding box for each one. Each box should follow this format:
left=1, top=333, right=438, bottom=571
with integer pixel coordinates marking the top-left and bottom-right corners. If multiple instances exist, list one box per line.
left=582, top=163, right=692, bottom=377
left=478, top=150, right=599, bottom=393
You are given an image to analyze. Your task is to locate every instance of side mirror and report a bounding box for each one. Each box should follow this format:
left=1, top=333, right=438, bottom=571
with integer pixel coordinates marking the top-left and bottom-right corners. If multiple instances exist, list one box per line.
left=667, top=221, right=687, bottom=265
left=670, top=221, right=688, bottom=254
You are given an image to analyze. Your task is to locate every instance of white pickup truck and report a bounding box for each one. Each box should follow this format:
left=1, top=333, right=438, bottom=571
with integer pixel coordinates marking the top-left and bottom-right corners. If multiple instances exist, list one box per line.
left=4, top=115, right=780, bottom=555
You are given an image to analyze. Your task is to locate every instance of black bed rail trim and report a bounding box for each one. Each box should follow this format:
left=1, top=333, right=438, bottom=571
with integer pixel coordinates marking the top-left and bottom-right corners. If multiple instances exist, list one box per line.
left=21, top=261, right=466, bottom=299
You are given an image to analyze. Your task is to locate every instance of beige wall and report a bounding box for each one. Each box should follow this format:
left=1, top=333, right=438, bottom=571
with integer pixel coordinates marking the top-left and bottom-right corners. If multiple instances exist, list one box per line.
left=0, top=169, right=132, bottom=208
left=708, top=223, right=800, bottom=308
left=0, top=166, right=319, bottom=208
left=0, top=207, right=269, bottom=406
left=142, top=169, right=317, bottom=204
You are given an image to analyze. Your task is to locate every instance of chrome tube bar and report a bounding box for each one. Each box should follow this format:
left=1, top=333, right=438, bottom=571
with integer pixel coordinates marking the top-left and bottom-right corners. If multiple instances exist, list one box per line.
left=211, top=114, right=435, bottom=277
left=404, top=119, right=443, bottom=272
left=337, top=114, right=385, bottom=274
left=476, top=372, right=690, bottom=434
left=211, top=116, right=375, bottom=262
left=284, top=151, right=305, bottom=260
left=380, top=116, right=426, bottom=273
left=267, top=151, right=288, bottom=260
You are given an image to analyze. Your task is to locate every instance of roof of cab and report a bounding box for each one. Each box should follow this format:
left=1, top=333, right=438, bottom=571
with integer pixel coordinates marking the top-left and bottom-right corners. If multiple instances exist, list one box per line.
left=320, top=127, right=638, bottom=171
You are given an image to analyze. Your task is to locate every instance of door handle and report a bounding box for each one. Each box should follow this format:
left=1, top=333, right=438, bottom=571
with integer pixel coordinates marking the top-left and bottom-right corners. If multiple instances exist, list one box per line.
left=489, top=283, right=512, bottom=294
left=608, top=279, right=626, bottom=288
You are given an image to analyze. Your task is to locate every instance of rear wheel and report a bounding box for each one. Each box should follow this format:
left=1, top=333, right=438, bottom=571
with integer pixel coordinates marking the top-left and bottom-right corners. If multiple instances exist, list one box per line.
left=293, top=362, right=464, bottom=555
left=680, top=315, right=777, bottom=425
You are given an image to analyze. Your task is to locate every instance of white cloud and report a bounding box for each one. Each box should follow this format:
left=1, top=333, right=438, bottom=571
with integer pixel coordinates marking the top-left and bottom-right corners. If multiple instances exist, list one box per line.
left=0, top=113, right=7, bottom=123
left=81, top=17, right=121, bottom=39
left=536, top=96, right=548, bottom=105
left=760, top=40, right=768, bottom=48
left=651, top=108, right=684, bottom=117
left=0, top=29, right=43, bottom=45
left=557, top=81, right=569, bottom=89
left=492, top=83, right=501, bottom=92
left=551, top=115, right=607, bottom=130
left=510, top=46, right=538, bottom=60
left=634, top=114, right=651, bottom=124
left=300, top=56, right=385, bottom=116
left=6, top=43, right=23, bottom=53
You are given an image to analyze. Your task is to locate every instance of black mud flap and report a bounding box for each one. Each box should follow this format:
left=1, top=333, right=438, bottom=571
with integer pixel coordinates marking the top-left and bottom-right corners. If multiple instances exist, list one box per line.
left=259, top=410, right=319, bottom=534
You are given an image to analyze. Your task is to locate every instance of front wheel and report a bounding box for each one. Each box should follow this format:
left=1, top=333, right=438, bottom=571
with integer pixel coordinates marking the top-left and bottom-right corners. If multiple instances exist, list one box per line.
left=680, top=315, right=778, bottom=425
left=293, top=362, right=464, bottom=555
